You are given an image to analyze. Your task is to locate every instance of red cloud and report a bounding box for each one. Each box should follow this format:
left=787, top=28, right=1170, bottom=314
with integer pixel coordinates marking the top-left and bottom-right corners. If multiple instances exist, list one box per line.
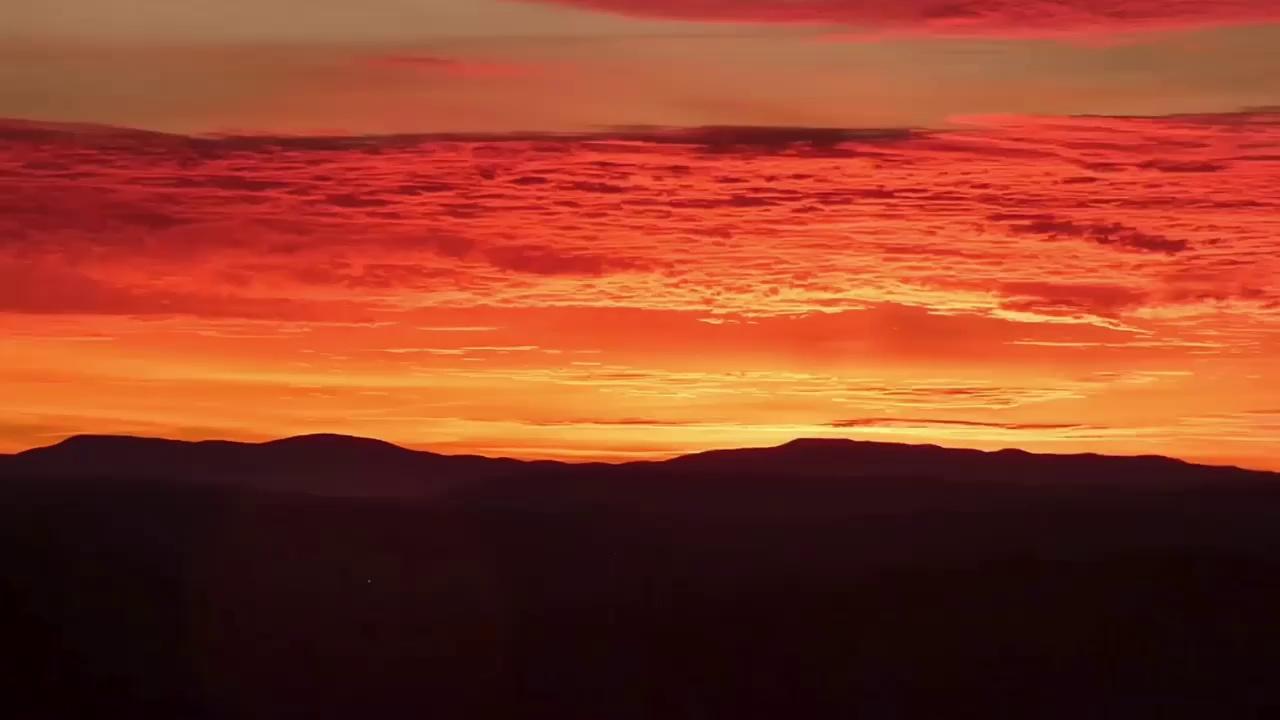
left=1, top=111, right=1277, bottom=339
left=529, top=0, right=1280, bottom=34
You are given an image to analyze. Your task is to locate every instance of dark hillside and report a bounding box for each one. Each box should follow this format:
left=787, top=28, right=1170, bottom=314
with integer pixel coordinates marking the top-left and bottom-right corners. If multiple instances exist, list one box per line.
left=3, top=436, right=1280, bottom=718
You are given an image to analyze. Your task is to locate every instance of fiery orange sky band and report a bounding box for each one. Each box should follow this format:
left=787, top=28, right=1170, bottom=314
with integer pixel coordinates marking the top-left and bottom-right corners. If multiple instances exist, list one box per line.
left=2, top=1, right=1279, bottom=469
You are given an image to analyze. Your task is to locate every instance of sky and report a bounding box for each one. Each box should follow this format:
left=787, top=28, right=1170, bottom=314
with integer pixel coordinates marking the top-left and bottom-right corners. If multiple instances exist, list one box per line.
left=2, top=1, right=1279, bottom=468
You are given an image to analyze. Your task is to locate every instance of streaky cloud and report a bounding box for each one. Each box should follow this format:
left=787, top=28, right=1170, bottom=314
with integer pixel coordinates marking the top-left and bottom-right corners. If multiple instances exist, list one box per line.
left=529, top=0, right=1280, bottom=35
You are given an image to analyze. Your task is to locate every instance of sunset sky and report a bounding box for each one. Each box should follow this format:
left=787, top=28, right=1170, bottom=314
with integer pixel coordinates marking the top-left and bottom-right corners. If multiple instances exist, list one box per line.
left=2, top=1, right=1279, bottom=468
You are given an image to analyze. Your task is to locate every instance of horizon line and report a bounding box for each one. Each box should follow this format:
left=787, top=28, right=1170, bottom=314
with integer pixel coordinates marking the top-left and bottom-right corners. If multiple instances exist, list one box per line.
left=5, top=431, right=1272, bottom=475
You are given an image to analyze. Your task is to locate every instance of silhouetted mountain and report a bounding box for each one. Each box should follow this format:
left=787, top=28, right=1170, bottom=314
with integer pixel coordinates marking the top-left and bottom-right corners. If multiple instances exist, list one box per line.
left=666, top=436, right=1230, bottom=482
left=4, top=432, right=1268, bottom=492
left=3, top=435, right=1280, bottom=718
left=3, top=433, right=527, bottom=498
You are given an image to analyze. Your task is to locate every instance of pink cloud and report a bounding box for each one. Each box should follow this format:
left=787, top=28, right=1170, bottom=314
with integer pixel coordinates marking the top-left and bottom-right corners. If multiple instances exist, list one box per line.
left=528, top=0, right=1280, bottom=34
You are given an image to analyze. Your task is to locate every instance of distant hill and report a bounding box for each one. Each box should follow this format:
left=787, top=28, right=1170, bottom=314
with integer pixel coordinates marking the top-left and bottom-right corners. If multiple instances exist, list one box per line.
left=2, top=433, right=1271, bottom=499
left=1, top=433, right=528, bottom=499
left=4, top=433, right=1280, bottom=718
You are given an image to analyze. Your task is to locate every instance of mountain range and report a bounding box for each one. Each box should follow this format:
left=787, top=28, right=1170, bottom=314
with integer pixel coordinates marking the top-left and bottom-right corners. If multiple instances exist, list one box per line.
left=4, top=434, right=1280, bottom=718
left=3, top=432, right=1272, bottom=494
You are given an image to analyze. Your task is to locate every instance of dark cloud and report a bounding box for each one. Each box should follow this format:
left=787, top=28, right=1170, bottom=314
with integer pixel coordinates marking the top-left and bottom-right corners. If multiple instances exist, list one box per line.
left=654, top=126, right=917, bottom=155
left=831, top=417, right=1093, bottom=431
left=999, top=282, right=1148, bottom=317
left=1139, top=159, right=1230, bottom=173
left=530, top=418, right=711, bottom=427
left=532, top=0, right=1280, bottom=34
left=484, top=245, right=649, bottom=276
left=991, top=213, right=1189, bottom=254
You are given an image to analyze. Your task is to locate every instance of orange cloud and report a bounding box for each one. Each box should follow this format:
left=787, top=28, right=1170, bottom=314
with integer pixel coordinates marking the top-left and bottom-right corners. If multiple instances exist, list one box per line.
left=0, top=111, right=1277, bottom=467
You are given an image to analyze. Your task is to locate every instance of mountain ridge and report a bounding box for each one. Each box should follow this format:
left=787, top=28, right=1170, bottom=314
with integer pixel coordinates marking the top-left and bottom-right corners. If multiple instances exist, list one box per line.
left=1, top=433, right=1272, bottom=491
left=0, top=431, right=1258, bottom=471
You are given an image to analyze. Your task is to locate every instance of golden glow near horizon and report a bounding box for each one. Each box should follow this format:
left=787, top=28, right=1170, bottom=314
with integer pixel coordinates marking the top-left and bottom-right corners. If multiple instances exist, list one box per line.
left=2, top=2, right=1278, bottom=469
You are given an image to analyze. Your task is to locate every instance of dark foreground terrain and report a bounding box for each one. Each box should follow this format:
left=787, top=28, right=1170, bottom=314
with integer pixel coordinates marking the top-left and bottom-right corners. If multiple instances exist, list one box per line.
left=3, top=435, right=1280, bottom=718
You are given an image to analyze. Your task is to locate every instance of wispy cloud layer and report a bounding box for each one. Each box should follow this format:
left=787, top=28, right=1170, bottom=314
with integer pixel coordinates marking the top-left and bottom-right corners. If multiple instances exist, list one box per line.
left=533, top=0, right=1280, bottom=34
left=2, top=112, right=1276, bottom=333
